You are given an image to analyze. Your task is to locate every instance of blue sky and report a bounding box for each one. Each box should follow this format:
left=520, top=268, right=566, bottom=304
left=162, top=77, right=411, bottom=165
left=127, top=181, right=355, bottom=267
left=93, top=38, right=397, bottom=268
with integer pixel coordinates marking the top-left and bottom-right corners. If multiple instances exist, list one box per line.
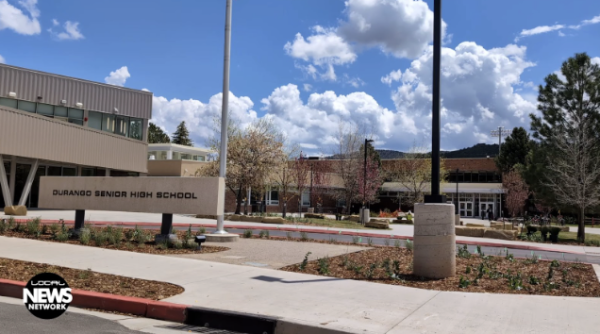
left=1, top=0, right=599, bottom=153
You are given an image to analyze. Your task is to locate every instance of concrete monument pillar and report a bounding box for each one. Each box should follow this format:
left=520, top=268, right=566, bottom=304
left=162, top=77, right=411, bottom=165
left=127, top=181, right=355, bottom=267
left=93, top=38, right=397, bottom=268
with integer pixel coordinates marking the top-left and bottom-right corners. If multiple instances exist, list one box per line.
left=413, top=203, right=456, bottom=279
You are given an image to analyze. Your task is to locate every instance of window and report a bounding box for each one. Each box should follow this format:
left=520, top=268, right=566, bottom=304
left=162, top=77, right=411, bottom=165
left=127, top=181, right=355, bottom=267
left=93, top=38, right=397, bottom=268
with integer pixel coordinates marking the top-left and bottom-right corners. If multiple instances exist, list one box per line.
left=18, top=100, right=36, bottom=113
left=301, top=189, right=310, bottom=206
left=0, top=97, right=17, bottom=108
left=37, top=103, right=54, bottom=116
left=129, top=118, right=143, bottom=140
left=102, top=114, right=115, bottom=133
left=115, top=116, right=129, bottom=137
left=54, top=106, right=68, bottom=122
left=197, top=156, right=205, bottom=162
left=62, top=167, right=76, bottom=176
left=266, top=189, right=279, bottom=205
left=81, top=168, right=95, bottom=176
left=88, top=111, right=103, bottom=130
left=68, top=108, right=84, bottom=125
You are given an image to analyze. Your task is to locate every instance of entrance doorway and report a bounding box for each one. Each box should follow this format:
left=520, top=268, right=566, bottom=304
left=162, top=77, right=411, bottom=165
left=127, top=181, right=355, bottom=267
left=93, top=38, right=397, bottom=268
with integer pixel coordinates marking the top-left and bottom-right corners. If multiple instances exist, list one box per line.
left=480, top=202, right=494, bottom=220
left=459, top=202, right=473, bottom=217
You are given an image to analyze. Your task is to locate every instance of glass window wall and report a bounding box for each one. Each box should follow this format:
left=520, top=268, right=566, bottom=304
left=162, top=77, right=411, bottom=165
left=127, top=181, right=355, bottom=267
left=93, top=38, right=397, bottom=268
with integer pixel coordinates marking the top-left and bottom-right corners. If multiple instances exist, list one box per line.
left=0, top=97, right=17, bottom=108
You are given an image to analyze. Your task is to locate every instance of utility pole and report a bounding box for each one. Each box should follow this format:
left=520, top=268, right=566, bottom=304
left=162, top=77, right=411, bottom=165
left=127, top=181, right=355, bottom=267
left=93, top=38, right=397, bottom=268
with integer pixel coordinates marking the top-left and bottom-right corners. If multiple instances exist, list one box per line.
left=490, top=126, right=511, bottom=156
left=215, top=0, right=233, bottom=234
left=363, top=139, right=374, bottom=224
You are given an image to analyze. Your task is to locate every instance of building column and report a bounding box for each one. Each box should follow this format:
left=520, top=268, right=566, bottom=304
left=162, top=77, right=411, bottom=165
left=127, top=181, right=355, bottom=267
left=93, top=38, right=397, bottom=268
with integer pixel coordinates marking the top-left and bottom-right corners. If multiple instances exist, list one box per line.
left=0, top=155, right=13, bottom=207
left=166, top=150, right=173, bottom=160
left=76, top=166, right=82, bottom=176
left=105, top=169, right=111, bottom=176
left=18, top=159, right=39, bottom=207
left=9, top=157, right=16, bottom=202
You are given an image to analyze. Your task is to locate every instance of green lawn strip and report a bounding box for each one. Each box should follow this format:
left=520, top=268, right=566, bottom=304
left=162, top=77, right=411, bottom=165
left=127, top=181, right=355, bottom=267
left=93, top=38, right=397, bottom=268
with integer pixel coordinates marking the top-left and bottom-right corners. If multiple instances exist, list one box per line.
left=557, top=231, right=600, bottom=244
left=288, top=217, right=385, bottom=230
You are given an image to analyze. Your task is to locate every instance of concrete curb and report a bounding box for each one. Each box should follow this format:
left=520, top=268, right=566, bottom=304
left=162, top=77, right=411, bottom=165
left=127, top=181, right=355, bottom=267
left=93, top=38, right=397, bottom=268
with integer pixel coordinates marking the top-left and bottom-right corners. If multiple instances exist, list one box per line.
left=0, top=278, right=352, bottom=333
left=17, top=218, right=586, bottom=255
left=0, top=279, right=187, bottom=322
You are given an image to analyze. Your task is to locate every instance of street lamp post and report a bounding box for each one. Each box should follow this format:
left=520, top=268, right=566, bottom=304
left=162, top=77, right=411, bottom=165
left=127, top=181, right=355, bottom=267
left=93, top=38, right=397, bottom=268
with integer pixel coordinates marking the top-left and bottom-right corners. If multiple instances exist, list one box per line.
left=363, top=138, right=374, bottom=225
left=424, top=0, right=445, bottom=204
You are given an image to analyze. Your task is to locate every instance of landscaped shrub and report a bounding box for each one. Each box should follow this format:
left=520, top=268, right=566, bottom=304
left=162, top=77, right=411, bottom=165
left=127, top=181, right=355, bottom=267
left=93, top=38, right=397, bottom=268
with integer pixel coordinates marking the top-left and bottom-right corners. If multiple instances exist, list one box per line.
left=584, top=239, right=600, bottom=247
left=243, top=230, right=253, bottom=238
left=317, top=257, right=330, bottom=275
left=79, top=229, right=91, bottom=245
left=526, top=225, right=538, bottom=235
left=540, top=226, right=550, bottom=242
left=405, top=239, right=413, bottom=251
left=549, top=227, right=561, bottom=243
left=0, top=219, right=7, bottom=234
left=299, top=252, right=312, bottom=271
left=457, top=245, right=471, bottom=259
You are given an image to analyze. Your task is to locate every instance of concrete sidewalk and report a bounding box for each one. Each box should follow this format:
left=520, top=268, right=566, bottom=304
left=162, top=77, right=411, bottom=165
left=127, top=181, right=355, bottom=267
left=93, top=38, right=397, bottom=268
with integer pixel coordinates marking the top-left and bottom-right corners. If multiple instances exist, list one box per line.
left=3, top=209, right=596, bottom=256
left=1, top=236, right=599, bottom=334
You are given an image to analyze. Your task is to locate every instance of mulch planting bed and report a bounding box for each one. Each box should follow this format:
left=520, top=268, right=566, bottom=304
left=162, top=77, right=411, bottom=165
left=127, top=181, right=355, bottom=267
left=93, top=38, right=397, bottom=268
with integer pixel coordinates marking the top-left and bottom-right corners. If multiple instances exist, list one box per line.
left=0, top=258, right=183, bottom=300
left=0, top=220, right=228, bottom=255
left=281, top=246, right=600, bottom=297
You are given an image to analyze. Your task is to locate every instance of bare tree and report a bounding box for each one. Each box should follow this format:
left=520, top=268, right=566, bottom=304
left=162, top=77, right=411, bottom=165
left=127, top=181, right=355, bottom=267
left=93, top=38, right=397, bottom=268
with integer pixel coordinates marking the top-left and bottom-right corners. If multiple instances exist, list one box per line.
left=389, top=142, right=447, bottom=208
left=330, top=124, right=363, bottom=214
left=292, top=152, right=310, bottom=217
left=271, top=145, right=300, bottom=218
left=502, top=170, right=530, bottom=217
left=543, top=119, right=600, bottom=242
left=200, top=117, right=286, bottom=215
left=309, top=159, right=332, bottom=213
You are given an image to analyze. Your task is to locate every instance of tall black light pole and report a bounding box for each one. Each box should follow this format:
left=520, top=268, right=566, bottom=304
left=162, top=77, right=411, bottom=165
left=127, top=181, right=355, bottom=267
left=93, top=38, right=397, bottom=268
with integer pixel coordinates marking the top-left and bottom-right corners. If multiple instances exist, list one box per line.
left=424, top=0, right=445, bottom=204
left=363, top=139, right=374, bottom=224
left=455, top=168, right=459, bottom=214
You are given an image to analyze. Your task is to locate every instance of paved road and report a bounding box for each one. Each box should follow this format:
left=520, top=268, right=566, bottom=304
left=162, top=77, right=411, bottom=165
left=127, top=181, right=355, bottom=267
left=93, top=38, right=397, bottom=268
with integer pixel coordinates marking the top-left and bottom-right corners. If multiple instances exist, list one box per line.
left=0, top=302, right=144, bottom=334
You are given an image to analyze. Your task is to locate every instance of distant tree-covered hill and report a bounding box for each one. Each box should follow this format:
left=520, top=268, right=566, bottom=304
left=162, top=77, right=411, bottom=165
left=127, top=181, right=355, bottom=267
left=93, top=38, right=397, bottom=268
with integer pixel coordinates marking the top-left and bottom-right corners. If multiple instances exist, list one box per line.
left=326, top=143, right=500, bottom=160
left=373, top=143, right=499, bottom=160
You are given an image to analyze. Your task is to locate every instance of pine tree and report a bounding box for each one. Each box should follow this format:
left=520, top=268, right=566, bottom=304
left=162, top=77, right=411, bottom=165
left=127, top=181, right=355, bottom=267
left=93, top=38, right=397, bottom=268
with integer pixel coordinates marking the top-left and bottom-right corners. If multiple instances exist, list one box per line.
left=528, top=53, right=600, bottom=243
left=147, top=122, right=170, bottom=144
left=495, top=127, right=531, bottom=173
left=171, top=121, right=193, bottom=146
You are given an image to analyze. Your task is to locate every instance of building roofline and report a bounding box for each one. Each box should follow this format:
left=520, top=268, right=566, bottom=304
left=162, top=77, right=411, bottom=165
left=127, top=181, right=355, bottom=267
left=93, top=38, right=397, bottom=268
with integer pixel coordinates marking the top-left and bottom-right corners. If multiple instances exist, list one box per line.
left=0, top=63, right=153, bottom=95
left=148, top=143, right=214, bottom=154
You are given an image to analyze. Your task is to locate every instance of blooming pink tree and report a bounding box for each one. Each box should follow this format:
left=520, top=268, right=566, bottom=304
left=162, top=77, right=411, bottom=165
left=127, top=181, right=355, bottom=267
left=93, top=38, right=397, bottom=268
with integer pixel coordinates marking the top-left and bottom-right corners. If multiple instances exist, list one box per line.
left=503, top=170, right=530, bottom=217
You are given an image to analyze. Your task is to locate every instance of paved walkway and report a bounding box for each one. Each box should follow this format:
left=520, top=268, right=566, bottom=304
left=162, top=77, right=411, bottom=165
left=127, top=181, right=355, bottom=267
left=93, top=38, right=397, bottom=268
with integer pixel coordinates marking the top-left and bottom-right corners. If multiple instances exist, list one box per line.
left=5, top=210, right=599, bottom=256
left=1, top=236, right=599, bottom=334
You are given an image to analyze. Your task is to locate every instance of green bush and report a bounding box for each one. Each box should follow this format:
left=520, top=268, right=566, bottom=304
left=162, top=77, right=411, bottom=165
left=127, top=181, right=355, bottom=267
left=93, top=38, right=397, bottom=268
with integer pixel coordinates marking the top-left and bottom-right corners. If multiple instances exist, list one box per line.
left=48, top=223, right=59, bottom=236
left=55, top=232, right=69, bottom=242
left=0, top=219, right=7, bottom=234
left=299, top=252, right=312, bottom=271
left=197, top=227, right=206, bottom=235
left=405, top=239, right=413, bottom=251
left=79, top=230, right=91, bottom=245
left=457, top=245, right=471, bottom=259
left=243, top=230, right=253, bottom=238
left=317, top=257, right=330, bottom=275
left=584, top=239, right=600, bottom=247
left=93, top=232, right=108, bottom=246
left=300, top=232, right=308, bottom=241
left=526, top=225, right=538, bottom=235
left=7, top=217, right=16, bottom=230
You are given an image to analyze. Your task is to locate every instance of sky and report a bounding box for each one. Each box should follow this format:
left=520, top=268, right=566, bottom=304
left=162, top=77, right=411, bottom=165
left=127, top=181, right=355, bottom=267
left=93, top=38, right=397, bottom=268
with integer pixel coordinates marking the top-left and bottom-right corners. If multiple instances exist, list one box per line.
left=1, top=0, right=600, bottom=154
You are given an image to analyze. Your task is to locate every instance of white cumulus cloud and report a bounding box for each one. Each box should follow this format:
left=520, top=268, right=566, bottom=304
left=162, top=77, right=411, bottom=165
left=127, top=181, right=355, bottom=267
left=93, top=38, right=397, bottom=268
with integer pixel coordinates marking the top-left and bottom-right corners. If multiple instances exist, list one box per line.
left=48, top=20, right=84, bottom=40
left=151, top=92, right=258, bottom=147
left=516, top=24, right=564, bottom=41
left=381, top=69, right=402, bottom=85
left=338, top=0, right=446, bottom=59
left=104, top=66, right=131, bottom=87
left=0, top=0, right=41, bottom=35
left=0, top=54, right=4, bottom=63
left=303, top=83, right=313, bottom=92
left=285, top=0, right=445, bottom=83
left=390, top=41, right=537, bottom=149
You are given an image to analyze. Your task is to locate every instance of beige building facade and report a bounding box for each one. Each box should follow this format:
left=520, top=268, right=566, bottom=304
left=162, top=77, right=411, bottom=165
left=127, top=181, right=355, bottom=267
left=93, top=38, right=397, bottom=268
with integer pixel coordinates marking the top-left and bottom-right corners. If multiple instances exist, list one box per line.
left=0, top=63, right=152, bottom=210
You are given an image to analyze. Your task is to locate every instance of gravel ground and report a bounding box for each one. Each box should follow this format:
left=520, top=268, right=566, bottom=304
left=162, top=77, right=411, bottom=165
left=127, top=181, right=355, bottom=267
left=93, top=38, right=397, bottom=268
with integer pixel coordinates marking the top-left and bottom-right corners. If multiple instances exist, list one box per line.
left=169, top=238, right=369, bottom=269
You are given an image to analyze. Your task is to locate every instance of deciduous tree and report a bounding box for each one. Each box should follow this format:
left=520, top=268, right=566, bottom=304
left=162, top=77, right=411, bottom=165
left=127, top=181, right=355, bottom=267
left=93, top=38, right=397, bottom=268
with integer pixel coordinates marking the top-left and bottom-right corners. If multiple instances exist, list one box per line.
left=502, top=169, right=530, bottom=217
